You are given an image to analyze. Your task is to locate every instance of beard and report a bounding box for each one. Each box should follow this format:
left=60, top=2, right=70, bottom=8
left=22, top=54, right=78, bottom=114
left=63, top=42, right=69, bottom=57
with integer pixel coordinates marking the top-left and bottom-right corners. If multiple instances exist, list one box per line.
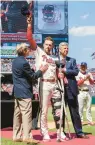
left=45, top=48, right=51, bottom=55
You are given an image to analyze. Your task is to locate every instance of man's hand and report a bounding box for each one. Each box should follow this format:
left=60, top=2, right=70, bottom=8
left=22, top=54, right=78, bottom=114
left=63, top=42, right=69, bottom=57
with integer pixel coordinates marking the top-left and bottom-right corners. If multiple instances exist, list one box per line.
left=62, top=67, right=66, bottom=73
left=39, top=64, right=49, bottom=73
left=58, top=72, right=64, bottom=79
left=27, top=15, right=32, bottom=24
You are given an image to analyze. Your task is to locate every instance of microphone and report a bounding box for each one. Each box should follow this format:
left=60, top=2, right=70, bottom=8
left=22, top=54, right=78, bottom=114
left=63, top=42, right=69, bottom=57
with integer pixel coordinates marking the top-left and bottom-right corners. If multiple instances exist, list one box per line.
left=55, top=60, right=65, bottom=68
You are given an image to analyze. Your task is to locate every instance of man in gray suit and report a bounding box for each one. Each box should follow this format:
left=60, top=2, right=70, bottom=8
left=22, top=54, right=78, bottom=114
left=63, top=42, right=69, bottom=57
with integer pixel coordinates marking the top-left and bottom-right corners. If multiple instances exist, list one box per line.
left=58, top=42, right=89, bottom=139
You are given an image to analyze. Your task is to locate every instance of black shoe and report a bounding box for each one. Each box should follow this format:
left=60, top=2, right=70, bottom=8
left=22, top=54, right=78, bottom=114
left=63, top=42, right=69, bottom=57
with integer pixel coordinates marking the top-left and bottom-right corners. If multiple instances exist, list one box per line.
left=63, top=131, right=66, bottom=136
left=35, top=127, right=40, bottom=130
left=77, top=134, right=89, bottom=139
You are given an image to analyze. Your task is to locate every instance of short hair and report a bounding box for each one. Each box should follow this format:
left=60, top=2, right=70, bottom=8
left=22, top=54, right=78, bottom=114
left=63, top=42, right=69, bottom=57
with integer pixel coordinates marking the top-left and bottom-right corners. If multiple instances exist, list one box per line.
left=59, top=42, right=68, bottom=49
left=16, top=43, right=29, bottom=56
left=44, top=36, right=54, bottom=45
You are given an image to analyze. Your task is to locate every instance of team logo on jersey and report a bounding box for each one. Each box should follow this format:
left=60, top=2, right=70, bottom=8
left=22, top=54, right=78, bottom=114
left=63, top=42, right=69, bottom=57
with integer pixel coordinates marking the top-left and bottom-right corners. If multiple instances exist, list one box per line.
left=42, top=55, right=55, bottom=64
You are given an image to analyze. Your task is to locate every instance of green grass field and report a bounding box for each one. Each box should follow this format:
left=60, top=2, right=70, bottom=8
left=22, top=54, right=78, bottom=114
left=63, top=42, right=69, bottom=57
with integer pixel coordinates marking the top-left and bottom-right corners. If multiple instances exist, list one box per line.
left=48, top=105, right=95, bottom=135
left=48, top=106, right=95, bottom=135
left=1, top=106, right=95, bottom=145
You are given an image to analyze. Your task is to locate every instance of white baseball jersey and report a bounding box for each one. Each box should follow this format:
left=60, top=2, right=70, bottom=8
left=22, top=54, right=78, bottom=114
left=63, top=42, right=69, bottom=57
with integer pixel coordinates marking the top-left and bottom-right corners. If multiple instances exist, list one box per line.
left=76, top=71, right=94, bottom=90
left=34, top=46, right=59, bottom=90
left=35, top=46, right=58, bottom=80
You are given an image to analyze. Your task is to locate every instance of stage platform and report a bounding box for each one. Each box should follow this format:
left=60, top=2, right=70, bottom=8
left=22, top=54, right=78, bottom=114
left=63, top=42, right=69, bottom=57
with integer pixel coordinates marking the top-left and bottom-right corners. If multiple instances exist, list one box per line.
left=1, top=127, right=95, bottom=145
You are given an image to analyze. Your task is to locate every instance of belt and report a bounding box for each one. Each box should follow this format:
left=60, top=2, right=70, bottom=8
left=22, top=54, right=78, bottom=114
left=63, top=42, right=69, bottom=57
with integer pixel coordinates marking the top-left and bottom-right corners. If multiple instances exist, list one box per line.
left=79, top=89, right=89, bottom=92
left=41, top=78, right=56, bottom=82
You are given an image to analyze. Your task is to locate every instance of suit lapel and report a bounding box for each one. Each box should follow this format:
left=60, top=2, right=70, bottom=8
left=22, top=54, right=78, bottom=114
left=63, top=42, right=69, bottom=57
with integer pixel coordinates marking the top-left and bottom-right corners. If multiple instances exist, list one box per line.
left=66, top=56, right=71, bottom=69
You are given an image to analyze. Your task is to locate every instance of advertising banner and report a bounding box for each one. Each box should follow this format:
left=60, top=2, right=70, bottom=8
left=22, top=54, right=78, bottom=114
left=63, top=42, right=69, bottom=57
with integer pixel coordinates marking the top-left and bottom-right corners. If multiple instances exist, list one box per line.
left=1, top=33, right=42, bottom=43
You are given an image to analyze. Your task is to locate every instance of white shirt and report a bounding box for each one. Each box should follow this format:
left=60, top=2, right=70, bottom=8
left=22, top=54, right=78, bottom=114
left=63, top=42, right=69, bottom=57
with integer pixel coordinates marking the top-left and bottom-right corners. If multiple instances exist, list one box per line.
left=76, top=71, right=94, bottom=90
left=35, top=46, right=58, bottom=80
left=34, top=46, right=59, bottom=90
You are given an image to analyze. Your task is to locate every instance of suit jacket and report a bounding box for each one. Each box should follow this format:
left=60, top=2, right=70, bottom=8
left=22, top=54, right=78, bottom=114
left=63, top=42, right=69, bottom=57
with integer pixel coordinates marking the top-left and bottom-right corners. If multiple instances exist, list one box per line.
left=65, top=56, right=79, bottom=97
left=12, top=56, right=42, bottom=99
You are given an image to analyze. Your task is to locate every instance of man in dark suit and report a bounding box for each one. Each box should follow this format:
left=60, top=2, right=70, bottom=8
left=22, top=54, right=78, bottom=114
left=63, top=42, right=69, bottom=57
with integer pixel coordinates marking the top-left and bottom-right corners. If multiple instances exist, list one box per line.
left=12, top=43, right=48, bottom=143
left=58, top=42, right=89, bottom=139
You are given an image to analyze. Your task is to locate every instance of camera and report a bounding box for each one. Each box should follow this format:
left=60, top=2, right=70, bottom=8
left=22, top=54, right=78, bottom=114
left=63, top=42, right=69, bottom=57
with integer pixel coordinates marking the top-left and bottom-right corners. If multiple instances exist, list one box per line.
left=21, top=5, right=30, bottom=16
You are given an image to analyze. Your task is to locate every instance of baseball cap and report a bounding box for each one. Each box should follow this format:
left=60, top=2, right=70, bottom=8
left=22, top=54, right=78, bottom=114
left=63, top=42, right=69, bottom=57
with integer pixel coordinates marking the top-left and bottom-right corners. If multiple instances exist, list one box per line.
left=81, top=62, right=87, bottom=67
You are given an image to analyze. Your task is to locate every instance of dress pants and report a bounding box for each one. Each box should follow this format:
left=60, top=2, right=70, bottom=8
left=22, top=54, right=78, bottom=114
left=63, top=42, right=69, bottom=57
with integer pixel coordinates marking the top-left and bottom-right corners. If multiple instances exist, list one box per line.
left=32, top=100, right=40, bottom=129
left=39, top=81, right=62, bottom=136
left=63, top=86, right=83, bottom=135
left=78, top=91, right=92, bottom=122
left=13, top=98, right=33, bottom=140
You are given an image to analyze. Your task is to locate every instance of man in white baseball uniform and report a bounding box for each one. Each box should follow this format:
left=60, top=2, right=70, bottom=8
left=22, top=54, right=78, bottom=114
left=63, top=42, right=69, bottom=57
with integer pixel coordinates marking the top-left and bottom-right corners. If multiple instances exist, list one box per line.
left=76, top=62, right=94, bottom=125
left=26, top=15, right=68, bottom=142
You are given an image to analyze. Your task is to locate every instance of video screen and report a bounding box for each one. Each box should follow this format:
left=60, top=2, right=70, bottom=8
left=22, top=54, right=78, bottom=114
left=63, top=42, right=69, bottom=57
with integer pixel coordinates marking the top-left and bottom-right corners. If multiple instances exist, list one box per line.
left=34, top=1, right=68, bottom=34
left=1, top=1, right=29, bottom=33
